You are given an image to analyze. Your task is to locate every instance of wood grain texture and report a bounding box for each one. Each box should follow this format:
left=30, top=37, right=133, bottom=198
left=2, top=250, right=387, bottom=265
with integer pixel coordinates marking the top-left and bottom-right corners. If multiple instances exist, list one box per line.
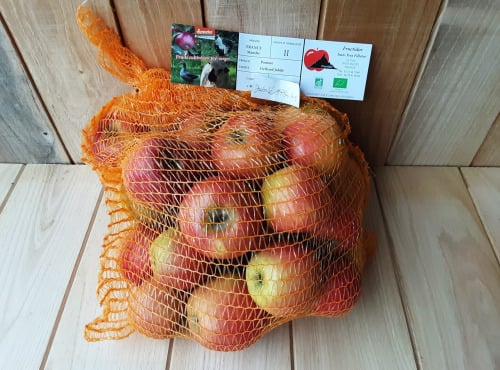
left=0, top=17, right=69, bottom=163
left=203, top=0, right=321, bottom=38
left=0, top=164, right=22, bottom=207
left=318, top=0, right=442, bottom=165
left=114, top=0, right=203, bottom=70
left=388, top=0, right=500, bottom=165
left=170, top=324, right=291, bottom=370
left=0, top=165, right=102, bottom=370
left=461, top=167, right=500, bottom=263
left=293, top=181, right=417, bottom=370
left=472, top=114, right=500, bottom=166
left=0, top=0, right=129, bottom=163
left=375, top=166, right=500, bottom=370
left=44, top=198, right=170, bottom=370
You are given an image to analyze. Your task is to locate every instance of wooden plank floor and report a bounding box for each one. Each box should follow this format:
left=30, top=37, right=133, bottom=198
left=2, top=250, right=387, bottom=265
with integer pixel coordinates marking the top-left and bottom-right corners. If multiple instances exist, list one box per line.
left=0, top=164, right=498, bottom=370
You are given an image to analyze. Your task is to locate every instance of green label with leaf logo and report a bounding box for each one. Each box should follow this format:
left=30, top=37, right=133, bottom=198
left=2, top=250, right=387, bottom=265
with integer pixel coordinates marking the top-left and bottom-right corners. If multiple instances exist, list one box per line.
left=333, top=78, right=348, bottom=88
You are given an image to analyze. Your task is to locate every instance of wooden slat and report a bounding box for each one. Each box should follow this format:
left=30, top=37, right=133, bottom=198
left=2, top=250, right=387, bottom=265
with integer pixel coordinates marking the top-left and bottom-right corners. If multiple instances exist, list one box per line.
left=293, top=182, right=417, bottom=370
left=375, top=166, right=500, bottom=370
left=203, top=0, right=321, bottom=38
left=170, top=323, right=291, bottom=370
left=0, top=164, right=102, bottom=370
left=461, top=167, right=500, bottom=262
left=318, top=0, right=442, bottom=165
left=472, top=114, right=500, bottom=166
left=0, top=164, right=22, bottom=207
left=388, top=0, right=500, bottom=165
left=0, top=16, right=68, bottom=163
left=114, top=0, right=203, bottom=70
left=0, top=0, right=129, bottom=163
left=44, top=198, right=170, bottom=370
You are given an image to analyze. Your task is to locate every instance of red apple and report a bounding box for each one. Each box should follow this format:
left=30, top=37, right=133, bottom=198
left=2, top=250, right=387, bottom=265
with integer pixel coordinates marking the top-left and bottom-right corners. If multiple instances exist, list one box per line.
left=186, top=272, right=270, bottom=351
left=261, top=164, right=335, bottom=237
left=283, top=113, right=345, bottom=175
left=119, top=224, right=159, bottom=286
left=245, top=241, right=321, bottom=316
left=313, top=256, right=362, bottom=316
left=128, top=279, right=182, bottom=338
left=211, top=114, right=284, bottom=179
left=149, top=227, right=211, bottom=291
left=174, top=31, right=196, bottom=50
left=326, top=208, right=362, bottom=255
left=121, top=137, right=213, bottom=214
left=330, top=143, right=370, bottom=213
left=177, top=176, right=265, bottom=260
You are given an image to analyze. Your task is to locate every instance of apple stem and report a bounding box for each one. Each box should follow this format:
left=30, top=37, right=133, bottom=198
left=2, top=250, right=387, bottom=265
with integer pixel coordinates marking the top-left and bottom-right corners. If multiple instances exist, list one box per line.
left=206, top=208, right=232, bottom=232
left=229, top=130, right=246, bottom=144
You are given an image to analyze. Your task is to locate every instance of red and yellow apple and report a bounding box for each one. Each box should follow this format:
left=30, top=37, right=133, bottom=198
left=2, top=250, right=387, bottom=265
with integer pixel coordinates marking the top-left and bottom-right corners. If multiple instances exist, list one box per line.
left=186, top=272, right=270, bottom=351
left=128, top=279, right=182, bottom=338
left=149, top=227, right=211, bottom=291
left=121, top=137, right=213, bottom=214
left=211, top=114, right=284, bottom=179
left=119, top=224, right=159, bottom=286
left=313, top=256, right=362, bottom=316
left=261, top=164, right=335, bottom=237
left=283, top=114, right=345, bottom=175
left=245, top=241, right=321, bottom=316
left=177, top=176, right=265, bottom=260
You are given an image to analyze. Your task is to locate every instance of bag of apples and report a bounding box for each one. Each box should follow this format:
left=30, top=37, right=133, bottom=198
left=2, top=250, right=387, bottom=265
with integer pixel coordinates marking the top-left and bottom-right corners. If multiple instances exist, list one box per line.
left=78, top=5, right=376, bottom=351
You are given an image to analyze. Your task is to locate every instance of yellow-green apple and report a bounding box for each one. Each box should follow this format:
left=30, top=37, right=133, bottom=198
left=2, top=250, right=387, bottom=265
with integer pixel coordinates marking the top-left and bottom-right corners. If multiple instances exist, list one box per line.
left=119, top=224, right=158, bottom=286
left=177, top=176, right=265, bottom=260
left=283, top=113, right=345, bottom=175
left=312, top=256, right=362, bottom=316
left=261, top=164, right=335, bottom=237
left=186, top=272, right=270, bottom=351
left=128, top=279, right=182, bottom=338
left=149, top=227, right=211, bottom=291
left=245, top=241, right=321, bottom=316
left=121, top=137, right=213, bottom=214
left=211, top=114, right=284, bottom=179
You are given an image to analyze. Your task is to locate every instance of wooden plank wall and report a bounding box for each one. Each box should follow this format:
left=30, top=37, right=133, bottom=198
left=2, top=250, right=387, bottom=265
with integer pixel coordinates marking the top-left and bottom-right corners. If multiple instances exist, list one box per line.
left=0, top=0, right=498, bottom=166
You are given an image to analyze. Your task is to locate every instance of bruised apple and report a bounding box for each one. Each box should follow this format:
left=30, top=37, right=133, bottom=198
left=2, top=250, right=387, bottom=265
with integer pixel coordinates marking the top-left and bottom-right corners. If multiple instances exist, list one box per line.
left=245, top=241, right=321, bottom=316
left=211, top=114, right=284, bottom=179
left=128, top=279, right=182, bottom=338
left=283, top=113, right=345, bottom=175
left=119, top=224, right=159, bottom=286
left=122, top=137, right=212, bottom=214
left=186, top=273, right=270, bottom=351
left=313, top=256, right=361, bottom=316
left=178, top=176, right=265, bottom=259
left=261, top=164, right=334, bottom=237
left=149, top=227, right=211, bottom=291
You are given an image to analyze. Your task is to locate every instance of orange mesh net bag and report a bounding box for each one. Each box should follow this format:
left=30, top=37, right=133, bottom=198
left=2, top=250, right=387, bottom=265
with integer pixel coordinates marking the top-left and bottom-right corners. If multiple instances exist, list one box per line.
left=77, top=5, right=377, bottom=351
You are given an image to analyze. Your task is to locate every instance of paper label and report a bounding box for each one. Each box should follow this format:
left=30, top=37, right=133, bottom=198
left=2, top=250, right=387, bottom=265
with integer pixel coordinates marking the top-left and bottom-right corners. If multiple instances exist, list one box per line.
left=171, top=23, right=372, bottom=104
left=250, top=77, right=301, bottom=107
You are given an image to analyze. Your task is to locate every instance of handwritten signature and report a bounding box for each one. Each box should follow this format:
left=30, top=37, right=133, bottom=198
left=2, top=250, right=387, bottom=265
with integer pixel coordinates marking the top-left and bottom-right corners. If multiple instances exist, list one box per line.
left=253, top=83, right=299, bottom=101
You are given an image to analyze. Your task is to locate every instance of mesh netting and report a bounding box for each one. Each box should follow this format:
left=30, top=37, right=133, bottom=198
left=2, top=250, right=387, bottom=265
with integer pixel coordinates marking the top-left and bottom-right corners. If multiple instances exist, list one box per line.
left=77, top=5, right=376, bottom=351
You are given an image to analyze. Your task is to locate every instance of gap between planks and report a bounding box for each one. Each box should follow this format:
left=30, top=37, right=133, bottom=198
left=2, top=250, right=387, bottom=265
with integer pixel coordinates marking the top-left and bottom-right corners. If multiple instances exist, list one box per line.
left=40, top=186, right=105, bottom=370
left=372, top=173, right=422, bottom=370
